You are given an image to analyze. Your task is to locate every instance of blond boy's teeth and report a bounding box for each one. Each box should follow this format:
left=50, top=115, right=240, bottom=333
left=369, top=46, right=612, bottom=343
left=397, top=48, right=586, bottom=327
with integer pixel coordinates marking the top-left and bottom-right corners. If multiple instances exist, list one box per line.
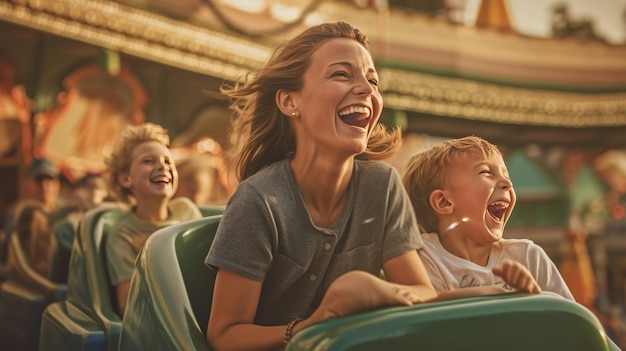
left=490, top=201, right=509, bottom=208
left=151, top=176, right=170, bottom=183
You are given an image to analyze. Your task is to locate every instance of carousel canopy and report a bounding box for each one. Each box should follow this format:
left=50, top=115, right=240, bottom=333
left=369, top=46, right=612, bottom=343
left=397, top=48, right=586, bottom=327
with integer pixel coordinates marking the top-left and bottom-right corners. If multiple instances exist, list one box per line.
left=0, top=0, right=625, bottom=146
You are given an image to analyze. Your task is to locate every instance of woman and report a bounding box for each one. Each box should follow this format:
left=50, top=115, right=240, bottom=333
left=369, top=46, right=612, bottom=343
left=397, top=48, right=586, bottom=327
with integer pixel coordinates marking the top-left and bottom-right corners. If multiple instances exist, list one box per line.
left=205, top=21, right=437, bottom=350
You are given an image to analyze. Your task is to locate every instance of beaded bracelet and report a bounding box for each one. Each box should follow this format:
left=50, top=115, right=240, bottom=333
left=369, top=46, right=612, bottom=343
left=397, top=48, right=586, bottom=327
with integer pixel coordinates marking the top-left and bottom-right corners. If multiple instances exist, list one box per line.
left=284, top=318, right=304, bottom=345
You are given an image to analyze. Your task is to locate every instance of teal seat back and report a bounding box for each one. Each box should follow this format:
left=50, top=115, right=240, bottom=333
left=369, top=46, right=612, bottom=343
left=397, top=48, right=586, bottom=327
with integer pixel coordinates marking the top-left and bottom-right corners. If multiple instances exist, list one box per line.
left=6, top=233, right=67, bottom=301
left=0, top=281, right=48, bottom=351
left=120, top=215, right=221, bottom=351
left=176, top=217, right=220, bottom=335
left=198, top=205, right=225, bottom=217
left=288, top=292, right=616, bottom=351
left=38, top=300, right=107, bottom=351
left=0, top=231, right=67, bottom=351
left=66, top=205, right=124, bottom=351
left=50, top=217, right=76, bottom=283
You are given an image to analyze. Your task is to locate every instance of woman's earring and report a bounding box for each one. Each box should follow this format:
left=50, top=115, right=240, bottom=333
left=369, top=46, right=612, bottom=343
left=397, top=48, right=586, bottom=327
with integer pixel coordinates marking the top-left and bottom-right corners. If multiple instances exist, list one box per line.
left=291, top=111, right=298, bottom=117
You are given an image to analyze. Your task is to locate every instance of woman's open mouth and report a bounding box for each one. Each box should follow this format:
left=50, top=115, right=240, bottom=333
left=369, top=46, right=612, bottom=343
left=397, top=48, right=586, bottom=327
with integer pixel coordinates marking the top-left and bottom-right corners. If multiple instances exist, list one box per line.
left=338, top=106, right=371, bottom=128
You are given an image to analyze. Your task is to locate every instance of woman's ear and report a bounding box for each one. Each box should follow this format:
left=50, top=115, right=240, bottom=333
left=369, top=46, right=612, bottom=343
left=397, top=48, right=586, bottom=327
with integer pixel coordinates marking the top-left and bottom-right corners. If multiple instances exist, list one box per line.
left=430, top=189, right=453, bottom=215
left=118, top=173, right=131, bottom=189
left=276, top=89, right=297, bottom=117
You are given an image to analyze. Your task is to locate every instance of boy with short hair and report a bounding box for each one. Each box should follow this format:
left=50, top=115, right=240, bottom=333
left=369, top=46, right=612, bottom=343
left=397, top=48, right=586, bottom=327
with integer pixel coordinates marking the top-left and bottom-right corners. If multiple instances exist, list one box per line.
left=105, top=123, right=202, bottom=316
left=402, top=135, right=574, bottom=300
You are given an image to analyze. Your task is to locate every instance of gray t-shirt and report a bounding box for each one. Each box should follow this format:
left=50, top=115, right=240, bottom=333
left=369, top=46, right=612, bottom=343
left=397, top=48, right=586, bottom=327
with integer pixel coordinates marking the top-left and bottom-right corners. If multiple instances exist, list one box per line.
left=205, top=159, right=423, bottom=326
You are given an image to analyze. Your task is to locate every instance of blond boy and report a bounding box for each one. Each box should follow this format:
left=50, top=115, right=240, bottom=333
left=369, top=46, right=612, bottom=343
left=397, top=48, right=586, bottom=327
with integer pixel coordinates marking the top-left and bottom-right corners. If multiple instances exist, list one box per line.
left=105, top=123, right=202, bottom=315
left=403, top=136, right=573, bottom=300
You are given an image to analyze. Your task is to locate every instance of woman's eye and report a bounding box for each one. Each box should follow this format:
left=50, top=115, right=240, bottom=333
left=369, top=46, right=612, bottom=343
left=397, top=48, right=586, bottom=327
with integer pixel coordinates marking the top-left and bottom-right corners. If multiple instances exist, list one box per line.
left=332, top=71, right=349, bottom=78
left=368, top=78, right=379, bottom=86
left=479, top=169, right=491, bottom=175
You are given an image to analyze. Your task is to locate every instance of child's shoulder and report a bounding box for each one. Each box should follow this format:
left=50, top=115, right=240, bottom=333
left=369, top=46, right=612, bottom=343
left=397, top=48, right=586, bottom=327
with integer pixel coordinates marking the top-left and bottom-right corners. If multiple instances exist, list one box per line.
left=419, top=232, right=443, bottom=251
left=169, top=197, right=202, bottom=219
left=498, top=237, right=539, bottom=251
left=420, top=232, right=440, bottom=242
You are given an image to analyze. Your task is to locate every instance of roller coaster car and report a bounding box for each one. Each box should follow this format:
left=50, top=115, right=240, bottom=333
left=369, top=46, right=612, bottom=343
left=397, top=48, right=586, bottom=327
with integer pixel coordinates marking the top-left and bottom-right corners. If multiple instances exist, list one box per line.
left=119, top=214, right=622, bottom=351
left=38, top=205, right=125, bottom=351
left=289, top=292, right=622, bottom=351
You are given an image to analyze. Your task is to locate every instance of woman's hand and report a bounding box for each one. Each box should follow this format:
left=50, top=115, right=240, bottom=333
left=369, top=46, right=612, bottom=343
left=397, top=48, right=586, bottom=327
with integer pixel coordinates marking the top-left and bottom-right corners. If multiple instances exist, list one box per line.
left=313, top=270, right=416, bottom=320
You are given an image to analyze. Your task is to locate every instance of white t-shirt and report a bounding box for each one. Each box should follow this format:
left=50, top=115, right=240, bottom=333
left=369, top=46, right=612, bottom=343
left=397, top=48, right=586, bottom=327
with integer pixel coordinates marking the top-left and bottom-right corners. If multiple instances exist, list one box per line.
left=419, top=232, right=574, bottom=300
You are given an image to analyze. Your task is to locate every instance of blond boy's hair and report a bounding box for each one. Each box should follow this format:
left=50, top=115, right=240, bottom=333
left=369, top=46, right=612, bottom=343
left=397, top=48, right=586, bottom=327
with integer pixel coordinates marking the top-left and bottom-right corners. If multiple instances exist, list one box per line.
left=402, top=135, right=502, bottom=233
left=105, top=123, right=170, bottom=203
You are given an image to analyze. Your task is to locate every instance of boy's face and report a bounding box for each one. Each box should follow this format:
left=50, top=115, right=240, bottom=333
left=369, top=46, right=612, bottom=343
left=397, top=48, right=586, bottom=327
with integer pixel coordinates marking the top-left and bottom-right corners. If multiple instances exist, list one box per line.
left=120, top=141, right=178, bottom=202
left=439, top=151, right=516, bottom=244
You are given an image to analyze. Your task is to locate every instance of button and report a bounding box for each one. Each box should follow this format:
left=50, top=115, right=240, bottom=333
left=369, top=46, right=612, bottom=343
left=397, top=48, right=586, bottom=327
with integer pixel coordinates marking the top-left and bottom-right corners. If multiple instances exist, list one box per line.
left=309, top=273, right=317, bottom=282
left=323, top=242, right=332, bottom=250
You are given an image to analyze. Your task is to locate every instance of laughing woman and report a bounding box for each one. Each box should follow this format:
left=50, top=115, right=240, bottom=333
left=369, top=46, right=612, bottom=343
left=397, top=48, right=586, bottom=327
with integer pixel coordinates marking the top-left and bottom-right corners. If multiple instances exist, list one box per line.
left=205, top=22, right=437, bottom=351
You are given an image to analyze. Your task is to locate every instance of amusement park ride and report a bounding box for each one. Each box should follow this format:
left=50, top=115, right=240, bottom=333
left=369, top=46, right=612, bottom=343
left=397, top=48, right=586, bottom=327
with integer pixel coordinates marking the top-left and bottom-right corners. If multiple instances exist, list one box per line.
left=0, top=0, right=625, bottom=350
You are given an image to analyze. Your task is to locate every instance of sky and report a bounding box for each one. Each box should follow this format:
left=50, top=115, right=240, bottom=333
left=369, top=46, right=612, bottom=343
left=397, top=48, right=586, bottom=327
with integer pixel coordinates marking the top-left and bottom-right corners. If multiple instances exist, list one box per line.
left=463, top=0, right=626, bottom=44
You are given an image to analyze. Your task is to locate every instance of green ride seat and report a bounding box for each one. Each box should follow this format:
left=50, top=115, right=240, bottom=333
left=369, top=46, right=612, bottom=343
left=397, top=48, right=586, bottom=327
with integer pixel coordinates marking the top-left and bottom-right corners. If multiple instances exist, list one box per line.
left=119, top=215, right=221, bottom=351
left=38, top=205, right=125, bottom=351
left=0, top=232, right=67, bottom=351
left=50, top=217, right=78, bottom=284
left=5, top=233, right=67, bottom=301
left=198, top=205, right=225, bottom=217
left=288, top=291, right=621, bottom=351
left=38, top=301, right=106, bottom=351
left=50, top=202, right=122, bottom=284
left=0, top=280, right=49, bottom=351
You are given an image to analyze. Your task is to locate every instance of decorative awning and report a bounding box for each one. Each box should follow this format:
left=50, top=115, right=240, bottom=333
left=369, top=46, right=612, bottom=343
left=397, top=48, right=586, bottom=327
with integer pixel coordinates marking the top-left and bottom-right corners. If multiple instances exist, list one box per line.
left=1, top=0, right=625, bottom=133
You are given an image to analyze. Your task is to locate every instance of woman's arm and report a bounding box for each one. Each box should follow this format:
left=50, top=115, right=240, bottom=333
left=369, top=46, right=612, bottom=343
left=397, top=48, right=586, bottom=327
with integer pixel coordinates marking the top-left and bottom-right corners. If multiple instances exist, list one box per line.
left=207, top=269, right=286, bottom=351
left=382, top=250, right=438, bottom=302
left=294, top=270, right=424, bottom=338
left=207, top=268, right=426, bottom=351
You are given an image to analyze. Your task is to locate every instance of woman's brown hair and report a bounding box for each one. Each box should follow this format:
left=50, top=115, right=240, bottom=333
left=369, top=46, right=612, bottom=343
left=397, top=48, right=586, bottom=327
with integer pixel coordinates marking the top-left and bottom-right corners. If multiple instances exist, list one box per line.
left=223, top=21, right=401, bottom=181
